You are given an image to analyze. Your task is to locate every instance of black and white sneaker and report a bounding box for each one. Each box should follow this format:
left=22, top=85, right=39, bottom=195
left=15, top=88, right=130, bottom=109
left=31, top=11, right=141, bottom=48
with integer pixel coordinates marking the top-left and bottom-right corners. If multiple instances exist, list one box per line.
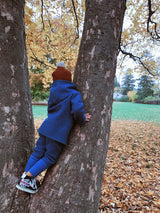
left=16, top=172, right=40, bottom=194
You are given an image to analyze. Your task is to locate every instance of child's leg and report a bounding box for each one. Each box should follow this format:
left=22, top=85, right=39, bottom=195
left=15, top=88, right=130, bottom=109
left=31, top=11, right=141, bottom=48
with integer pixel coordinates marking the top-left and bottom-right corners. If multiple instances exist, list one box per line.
left=16, top=135, right=47, bottom=193
left=28, top=138, right=63, bottom=177
left=25, top=134, right=46, bottom=173
left=44, top=138, right=64, bottom=167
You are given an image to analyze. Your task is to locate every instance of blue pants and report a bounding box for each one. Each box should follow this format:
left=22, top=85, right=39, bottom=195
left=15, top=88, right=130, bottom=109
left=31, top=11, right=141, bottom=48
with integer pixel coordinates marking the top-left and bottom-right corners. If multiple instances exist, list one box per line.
left=25, top=134, right=64, bottom=177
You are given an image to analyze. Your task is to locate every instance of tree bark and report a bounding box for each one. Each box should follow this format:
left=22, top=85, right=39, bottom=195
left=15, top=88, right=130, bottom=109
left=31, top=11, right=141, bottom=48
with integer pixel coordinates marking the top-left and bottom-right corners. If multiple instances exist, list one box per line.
left=0, top=1, right=34, bottom=212
left=0, top=0, right=126, bottom=212
left=28, top=0, right=126, bottom=213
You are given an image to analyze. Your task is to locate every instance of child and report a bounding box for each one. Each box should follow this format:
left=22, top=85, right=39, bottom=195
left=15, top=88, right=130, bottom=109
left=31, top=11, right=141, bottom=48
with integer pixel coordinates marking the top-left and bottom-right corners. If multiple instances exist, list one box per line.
left=16, top=62, right=91, bottom=194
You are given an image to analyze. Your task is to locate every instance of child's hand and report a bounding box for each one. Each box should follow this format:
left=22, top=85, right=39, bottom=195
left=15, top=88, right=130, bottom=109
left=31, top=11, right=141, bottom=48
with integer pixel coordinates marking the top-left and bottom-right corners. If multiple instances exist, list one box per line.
left=85, top=113, right=91, bottom=122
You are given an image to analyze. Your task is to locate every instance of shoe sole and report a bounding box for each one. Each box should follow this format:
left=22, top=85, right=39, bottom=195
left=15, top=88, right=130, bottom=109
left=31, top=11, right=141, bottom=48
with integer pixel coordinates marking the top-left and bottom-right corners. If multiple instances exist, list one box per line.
left=16, top=184, right=38, bottom=194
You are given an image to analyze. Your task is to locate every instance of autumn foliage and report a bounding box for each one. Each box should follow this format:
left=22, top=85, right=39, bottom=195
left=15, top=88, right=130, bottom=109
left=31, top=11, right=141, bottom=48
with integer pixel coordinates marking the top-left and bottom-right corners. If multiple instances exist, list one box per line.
left=25, top=0, right=85, bottom=89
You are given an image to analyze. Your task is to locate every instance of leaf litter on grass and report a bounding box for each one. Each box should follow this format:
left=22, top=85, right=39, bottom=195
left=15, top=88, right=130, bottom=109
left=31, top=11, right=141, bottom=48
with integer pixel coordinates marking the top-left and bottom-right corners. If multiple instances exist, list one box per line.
left=99, top=120, right=160, bottom=213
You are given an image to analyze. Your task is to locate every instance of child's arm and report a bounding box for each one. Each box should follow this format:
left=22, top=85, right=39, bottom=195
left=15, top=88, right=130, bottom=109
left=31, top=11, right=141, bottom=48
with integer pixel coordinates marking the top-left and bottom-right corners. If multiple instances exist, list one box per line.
left=71, top=92, right=90, bottom=125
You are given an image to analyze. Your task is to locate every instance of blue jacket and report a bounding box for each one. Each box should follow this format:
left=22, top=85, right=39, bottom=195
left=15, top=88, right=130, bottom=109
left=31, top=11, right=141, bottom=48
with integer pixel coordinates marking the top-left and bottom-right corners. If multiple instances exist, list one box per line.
left=38, top=80, right=86, bottom=145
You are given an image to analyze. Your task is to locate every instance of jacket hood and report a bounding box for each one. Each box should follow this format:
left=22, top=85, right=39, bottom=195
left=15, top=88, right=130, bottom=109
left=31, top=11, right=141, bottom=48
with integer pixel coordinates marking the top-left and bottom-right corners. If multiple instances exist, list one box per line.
left=49, top=80, right=78, bottom=105
left=51, top=80, right=77, bottom=90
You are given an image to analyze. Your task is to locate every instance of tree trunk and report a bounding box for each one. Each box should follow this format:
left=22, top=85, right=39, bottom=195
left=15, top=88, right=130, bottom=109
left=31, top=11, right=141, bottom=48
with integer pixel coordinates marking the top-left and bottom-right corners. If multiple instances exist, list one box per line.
left=28, top=0, right=126, bottom=213
left=0, top=0, right=126, bottom=212
left=0, top=1, right=34, bottom=212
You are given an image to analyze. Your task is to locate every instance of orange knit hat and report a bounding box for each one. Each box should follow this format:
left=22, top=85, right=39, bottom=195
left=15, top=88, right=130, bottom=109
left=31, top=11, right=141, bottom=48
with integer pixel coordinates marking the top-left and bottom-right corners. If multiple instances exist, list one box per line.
left=52, top=62, right=72, bottom=82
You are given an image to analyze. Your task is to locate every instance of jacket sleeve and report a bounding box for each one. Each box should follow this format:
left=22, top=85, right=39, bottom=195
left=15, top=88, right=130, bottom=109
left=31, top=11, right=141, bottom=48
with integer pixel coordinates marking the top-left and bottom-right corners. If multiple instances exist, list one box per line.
left=71, top=91, right=86, bottom=125
left=47, top=87, right=54, bottom=112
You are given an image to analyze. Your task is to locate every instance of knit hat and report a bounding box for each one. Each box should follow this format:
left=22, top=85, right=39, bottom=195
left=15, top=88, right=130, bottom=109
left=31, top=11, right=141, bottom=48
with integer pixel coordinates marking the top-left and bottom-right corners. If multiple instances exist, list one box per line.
left=52, top=62, right=72, bottom=82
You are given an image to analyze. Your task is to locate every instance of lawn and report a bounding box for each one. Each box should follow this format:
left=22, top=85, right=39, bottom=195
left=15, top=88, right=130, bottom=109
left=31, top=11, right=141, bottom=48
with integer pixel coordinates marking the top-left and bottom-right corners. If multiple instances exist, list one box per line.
left=32, top=102, right=160, bottom=123
left=112, top=102, right=160, bottom=123
left=32, top=105, right=47, bottom=120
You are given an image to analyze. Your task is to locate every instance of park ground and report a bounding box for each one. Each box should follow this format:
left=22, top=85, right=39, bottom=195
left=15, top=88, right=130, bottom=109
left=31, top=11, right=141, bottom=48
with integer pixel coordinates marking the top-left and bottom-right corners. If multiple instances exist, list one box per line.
left=34, top=118, right=160, bottom=213
left=99, top=120, right=160, bottom=213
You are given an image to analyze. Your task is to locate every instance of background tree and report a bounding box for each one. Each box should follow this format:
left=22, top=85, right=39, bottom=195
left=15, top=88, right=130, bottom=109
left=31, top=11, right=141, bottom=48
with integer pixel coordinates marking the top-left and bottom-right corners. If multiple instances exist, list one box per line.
left=25, top=0, right=86, bottom=100
left=114, top=76, right=120, bottom=88
left=114, top=76, right=121, bottom=101
left=0, top=0, right=126, bottom=212
left=121, top=73, right=135, bottom=95
left=25, top=0, right=85, bottom=89
left=118, top=0, right=160, bottom=76
left=25, top=0, right=160, bottom=101
left=137, top=75, right=154, bottom=100
left=30, top=67, right=50, bottom=101
left=25, top=0, right=160, bottom=93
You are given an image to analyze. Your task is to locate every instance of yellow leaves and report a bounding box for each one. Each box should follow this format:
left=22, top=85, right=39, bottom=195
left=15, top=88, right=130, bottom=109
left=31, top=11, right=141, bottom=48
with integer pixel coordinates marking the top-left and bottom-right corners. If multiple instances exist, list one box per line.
left=25, top=5, right=33, bottom=17
left=99, top=120, right=160, bottom=212
left=28, top=23, right=37, bottom=33
left=35, top=0, right=40, bottom=5
left=119, top=0, right=160, bottom=75
left=25, top=0, right=84, bottom=88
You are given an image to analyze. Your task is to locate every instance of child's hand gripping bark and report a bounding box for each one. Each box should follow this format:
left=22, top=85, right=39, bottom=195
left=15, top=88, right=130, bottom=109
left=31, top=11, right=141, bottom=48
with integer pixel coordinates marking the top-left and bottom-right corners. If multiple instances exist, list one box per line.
left=85, top=113, right=92, bottom=122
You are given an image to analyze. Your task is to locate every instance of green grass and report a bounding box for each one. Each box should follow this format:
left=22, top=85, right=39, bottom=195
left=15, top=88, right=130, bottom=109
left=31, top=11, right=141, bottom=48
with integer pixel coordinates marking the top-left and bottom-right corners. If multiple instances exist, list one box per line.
left=112, top=102, right=160, bottom=123
left=32, top=102, right=160, bottom=123
left=32, top=105, right=47, bottom=119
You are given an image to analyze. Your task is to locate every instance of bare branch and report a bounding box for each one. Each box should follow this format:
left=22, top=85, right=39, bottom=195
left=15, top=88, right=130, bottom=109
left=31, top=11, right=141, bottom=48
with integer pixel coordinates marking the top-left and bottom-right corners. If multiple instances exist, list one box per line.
left=71, top=0, right=79, bottom=42
left=41, top=0, right=45, bottom=31
left=43, top=5, right=52, bottom=28
left=119, top=44, right=156, bottom=76
left=30, top=48, right=54, bottom=69
left=147, top=0, right=160, bottom=41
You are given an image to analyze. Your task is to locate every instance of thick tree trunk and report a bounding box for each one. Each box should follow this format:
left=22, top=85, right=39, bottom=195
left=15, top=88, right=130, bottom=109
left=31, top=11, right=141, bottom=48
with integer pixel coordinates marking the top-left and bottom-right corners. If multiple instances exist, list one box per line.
left=0, top=0, right=126, bottom=212
left=0, top=1, right=34, bottom=212
left=28, top=1, right=126, bottom=213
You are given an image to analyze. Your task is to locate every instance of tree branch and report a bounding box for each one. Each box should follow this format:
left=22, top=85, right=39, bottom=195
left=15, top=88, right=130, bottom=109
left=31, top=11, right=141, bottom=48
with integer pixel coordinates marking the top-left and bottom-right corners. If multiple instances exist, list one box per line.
left=41, top=0, right=45, bottom=31
left=43, top=5, right=52, bottom=29
left=71, top=0, right=79, bottom=42
left=30, top=48, right=54, bottom=69
left=147, top=0, right=160, bottom=41
left=119, top=44, right=156, bottom=76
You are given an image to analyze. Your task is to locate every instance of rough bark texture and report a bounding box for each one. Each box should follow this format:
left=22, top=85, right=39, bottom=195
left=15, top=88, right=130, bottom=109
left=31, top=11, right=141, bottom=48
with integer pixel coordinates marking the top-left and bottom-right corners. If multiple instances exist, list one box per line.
left=0, top=0, right=126, bottom=212
left=0, top=1, right=34, bottom=212
left=28, top=0, right=126, bottom=213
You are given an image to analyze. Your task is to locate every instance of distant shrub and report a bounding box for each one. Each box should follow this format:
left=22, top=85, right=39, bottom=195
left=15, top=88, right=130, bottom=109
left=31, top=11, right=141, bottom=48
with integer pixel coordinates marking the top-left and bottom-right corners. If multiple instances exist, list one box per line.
left=143, top=96, right=160, bottom=104
left=31, top=90, right=50, bottom=102
left=118, top=95, right=129, bottom=102
left=127, top=91, right=138, bottom=102
left=144, top=96, right=155, bottom=102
